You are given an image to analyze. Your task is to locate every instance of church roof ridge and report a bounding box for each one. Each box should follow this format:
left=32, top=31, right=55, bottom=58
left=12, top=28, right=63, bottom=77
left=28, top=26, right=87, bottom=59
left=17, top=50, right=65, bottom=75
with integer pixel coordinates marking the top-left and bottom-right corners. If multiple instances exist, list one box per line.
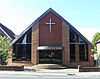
left=10, top=8, right=93, bottom=48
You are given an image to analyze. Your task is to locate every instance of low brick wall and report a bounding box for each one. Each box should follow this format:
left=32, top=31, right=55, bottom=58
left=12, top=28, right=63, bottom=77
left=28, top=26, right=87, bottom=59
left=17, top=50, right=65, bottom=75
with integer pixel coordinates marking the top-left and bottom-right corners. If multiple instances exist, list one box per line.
left=0, top=65, right=24, bottom=71
left=79, top=66, right=100, bottom=72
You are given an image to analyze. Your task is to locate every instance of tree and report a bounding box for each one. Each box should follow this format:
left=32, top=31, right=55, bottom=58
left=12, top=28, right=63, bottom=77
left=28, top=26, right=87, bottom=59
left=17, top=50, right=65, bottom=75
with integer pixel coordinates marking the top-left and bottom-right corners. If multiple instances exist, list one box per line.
left=92, top=32, right=100, bottom=66
left=92, top=32, right=100, bottom=47
left=0, top=36, right=10, bottom=65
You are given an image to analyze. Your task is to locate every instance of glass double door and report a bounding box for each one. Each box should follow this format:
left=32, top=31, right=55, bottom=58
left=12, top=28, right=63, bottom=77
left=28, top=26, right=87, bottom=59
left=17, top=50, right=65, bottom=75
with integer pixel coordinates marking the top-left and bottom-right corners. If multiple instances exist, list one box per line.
left=39, top=50, right=62, bottom=64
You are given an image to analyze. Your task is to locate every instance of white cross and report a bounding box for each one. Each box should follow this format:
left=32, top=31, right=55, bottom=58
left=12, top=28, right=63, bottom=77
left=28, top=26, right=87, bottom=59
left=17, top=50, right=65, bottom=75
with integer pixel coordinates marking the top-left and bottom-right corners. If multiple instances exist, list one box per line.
left=46, top=18, right=55, bottom=32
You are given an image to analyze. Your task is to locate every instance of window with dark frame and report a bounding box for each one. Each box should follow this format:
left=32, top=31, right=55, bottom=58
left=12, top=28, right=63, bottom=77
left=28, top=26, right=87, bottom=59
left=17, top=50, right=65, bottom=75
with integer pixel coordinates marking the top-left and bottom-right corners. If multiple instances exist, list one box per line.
left=70, top=29, right=89, bottom=62
left=78, top=37, right=88, bottom=61
left=13, top=28, right=32, bottom=61
left=70, top=30, right=75, bottom=62
left=70, top=44, right=75, bottom=62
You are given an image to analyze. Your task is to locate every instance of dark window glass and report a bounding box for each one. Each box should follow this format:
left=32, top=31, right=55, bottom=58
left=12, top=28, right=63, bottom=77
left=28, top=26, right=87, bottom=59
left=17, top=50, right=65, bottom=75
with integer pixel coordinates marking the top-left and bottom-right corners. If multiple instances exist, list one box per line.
left=85, top=45, right=88, bottom=60
left=79, top=44, right=85, bottom=61
left=70, top=29, right=76, bottom=62
left=39, top=50, right=62, bottom=64
left=70, top=44, right=75, bottom=62
left=13, top=28, right=32, bottom=61
left=69, top=29, right=89, bottom=62
left=79, top=44, right=88, bottom=61
left=70, top=30, right=75, bottom=43
left=78, top=37, right=85, bottom=43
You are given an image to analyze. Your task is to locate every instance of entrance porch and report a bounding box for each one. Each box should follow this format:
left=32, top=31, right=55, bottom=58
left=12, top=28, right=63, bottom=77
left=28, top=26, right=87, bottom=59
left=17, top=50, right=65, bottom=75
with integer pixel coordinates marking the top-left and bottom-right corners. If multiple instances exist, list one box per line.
left=39, top=50, right=62, bottom=64
left=37, top=45, right=63, bottom=64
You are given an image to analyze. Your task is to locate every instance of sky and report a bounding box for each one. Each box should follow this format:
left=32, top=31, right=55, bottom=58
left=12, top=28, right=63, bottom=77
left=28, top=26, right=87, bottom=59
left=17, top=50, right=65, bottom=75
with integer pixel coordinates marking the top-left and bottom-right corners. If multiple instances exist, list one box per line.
left=0, top=0, right=100, bottom=42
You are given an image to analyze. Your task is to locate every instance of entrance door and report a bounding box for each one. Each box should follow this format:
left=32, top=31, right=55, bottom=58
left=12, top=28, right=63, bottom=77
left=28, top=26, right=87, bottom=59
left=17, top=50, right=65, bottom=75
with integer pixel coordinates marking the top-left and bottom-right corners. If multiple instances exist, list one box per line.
left=39, top=50, right=62, bottom=64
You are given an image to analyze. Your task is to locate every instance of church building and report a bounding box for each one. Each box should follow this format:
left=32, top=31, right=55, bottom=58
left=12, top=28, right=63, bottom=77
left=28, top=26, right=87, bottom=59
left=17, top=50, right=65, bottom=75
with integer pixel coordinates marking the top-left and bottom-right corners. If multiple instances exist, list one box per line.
left=8, top=8, right=94, bottom=67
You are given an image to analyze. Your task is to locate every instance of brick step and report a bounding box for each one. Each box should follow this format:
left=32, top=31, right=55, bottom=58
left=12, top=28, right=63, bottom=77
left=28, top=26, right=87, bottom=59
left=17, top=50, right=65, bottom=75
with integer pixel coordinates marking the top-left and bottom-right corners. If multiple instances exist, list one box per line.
left=33, top=64, right=67, bottom=69
left=67, top=63, right=78, bottom=68
left=11, top=61, right=33, bottom=66
left=0, top=65, right=24, bottom=71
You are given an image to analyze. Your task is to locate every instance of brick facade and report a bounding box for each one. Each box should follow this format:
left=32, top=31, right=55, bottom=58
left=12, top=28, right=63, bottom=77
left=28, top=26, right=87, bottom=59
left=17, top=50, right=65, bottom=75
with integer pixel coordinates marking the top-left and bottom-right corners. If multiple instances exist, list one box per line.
left=75, top=44, right=79, bottom=62
left=62, top=22, right=70, bottom=65
left=88, top=45, right=94, bottom=66
left=8, top=48, right=12, bottom=65
left=8, top=9, right=94, bottom=67
left=31, top=23, right=39, bottom=65
left=39, top=12, right=62, bottom=45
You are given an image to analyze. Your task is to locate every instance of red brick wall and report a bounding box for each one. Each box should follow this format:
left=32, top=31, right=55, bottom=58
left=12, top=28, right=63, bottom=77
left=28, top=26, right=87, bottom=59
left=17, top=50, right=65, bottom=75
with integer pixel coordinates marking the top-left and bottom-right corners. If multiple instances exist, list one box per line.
left=88, top=45, right=94, bottom=66
left=62, top=22, right=70, bottom=65
left=39, top=12, right=62, bottom=45
left=75, top=44, right=79, bottom=62
left=31, top=23, right=39, bottom=65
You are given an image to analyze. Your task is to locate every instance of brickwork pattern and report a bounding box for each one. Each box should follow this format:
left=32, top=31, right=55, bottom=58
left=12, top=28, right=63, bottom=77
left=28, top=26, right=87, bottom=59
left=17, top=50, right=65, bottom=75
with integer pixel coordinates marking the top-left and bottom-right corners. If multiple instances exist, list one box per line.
left=75, top=44, right=79, bottom=62
left=31, top=23, right=39, bottom=65
left=39, top=12, right=62, bottom=45
left=62, top=22, right=70, bottom=65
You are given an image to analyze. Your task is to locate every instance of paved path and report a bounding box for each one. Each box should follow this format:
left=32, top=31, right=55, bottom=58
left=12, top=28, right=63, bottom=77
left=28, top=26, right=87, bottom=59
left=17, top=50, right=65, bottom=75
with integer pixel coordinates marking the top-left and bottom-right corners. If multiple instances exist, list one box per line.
left=0, top=72, right=100, bottom=79
left=37, top=69, right=79, bottom=73
left=0, top=64, right=98, bottom=78
left=0, top=69, right=99, bottom=76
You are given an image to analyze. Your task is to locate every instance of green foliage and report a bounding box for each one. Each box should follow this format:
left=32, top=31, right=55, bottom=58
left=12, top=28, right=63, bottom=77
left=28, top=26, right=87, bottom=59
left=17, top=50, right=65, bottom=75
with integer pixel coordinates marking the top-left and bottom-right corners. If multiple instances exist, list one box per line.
left=93, top=47, right=97, bottom=54
left=0, top=36, right=10, bottom=65
left=92, top=32, right=100, bottom=47
left=92, top=32, right=100, bottom=54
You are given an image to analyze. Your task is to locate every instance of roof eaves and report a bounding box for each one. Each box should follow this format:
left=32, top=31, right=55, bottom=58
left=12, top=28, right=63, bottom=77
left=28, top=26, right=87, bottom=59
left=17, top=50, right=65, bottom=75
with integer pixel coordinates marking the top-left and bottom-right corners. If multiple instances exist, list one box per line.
left=10, top=8, right=93, bottom=48
left=0, top=23, right=15, bottom=39
left=10, top=20, right=37, bottom=45
left=50, top=9, right=93, bottom=48
left=69, top=25, right=94, bottom=48
left=0, top=27, right=12, bottom=40
left=10, top=8, right=53, bottom=45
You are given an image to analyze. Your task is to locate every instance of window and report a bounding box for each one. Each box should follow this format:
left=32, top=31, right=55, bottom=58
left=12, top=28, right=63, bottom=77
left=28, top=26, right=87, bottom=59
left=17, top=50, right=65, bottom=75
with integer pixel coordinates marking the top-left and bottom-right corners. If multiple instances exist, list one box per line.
left=78, top=37, right=88, bottom=61
left=78, top=37, right=85, bottom=43
left=70, top=29, right=75, bottom=62
left=79, top=44, right=85, bottom=61
left=70, top=44, right=75, bottom=62
left=70, top=30, right=75, bottom=43
left=70, top=29, right=89, bottom=62
left=13, top=28, right=32, bottom=61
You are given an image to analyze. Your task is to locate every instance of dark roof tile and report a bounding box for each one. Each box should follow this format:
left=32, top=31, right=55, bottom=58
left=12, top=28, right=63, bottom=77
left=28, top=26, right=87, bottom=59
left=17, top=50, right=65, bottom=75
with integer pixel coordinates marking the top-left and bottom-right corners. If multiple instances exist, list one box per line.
left=0, top=23, right=15, bottom=39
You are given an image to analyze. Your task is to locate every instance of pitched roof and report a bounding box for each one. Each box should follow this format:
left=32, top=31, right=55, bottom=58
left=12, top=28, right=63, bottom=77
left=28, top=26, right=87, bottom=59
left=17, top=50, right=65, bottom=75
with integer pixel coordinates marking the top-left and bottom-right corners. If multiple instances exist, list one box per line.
left=10, top=8, right=93, bottom=48
left=0, top=23, right=15, bottom=40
